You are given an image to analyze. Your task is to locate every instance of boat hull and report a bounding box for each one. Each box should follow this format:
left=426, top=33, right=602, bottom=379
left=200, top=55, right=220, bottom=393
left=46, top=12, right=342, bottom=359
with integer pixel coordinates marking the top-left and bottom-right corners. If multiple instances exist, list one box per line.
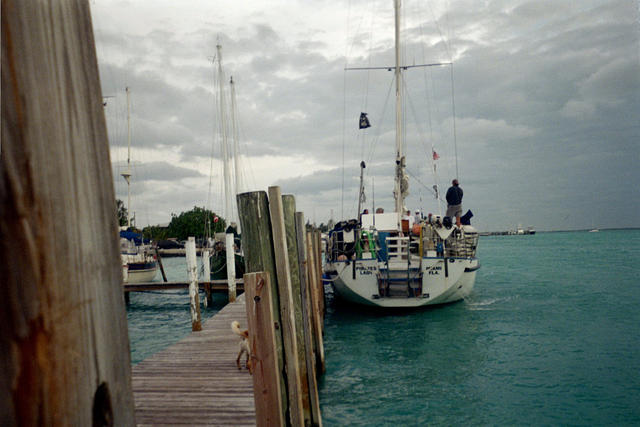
left=327, top=257, right=478, bottom=308
left=124, top=261, right=158, bottom=283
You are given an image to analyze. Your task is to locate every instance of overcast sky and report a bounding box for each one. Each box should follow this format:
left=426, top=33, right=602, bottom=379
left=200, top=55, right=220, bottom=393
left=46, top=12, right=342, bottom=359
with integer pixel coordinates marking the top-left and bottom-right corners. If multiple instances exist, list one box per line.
left=91, top=0, right=639, bottom=232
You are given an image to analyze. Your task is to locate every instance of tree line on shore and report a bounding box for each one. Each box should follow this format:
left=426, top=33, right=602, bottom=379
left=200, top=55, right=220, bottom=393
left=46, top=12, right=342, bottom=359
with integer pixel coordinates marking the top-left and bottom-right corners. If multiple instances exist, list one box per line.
left=117, top=200, right=227, bottom=241
left=116, top=199, right=335, bottom=244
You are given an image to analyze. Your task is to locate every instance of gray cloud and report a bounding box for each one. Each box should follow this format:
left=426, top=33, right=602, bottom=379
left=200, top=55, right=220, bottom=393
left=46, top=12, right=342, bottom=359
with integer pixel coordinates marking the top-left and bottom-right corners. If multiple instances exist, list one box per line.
left=93, top=0, right=639, bottom=231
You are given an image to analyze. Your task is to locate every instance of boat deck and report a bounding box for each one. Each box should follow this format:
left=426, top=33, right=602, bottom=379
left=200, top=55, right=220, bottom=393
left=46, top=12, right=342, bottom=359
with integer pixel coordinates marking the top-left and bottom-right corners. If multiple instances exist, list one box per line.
left=131, top=294, right=255, bottom=426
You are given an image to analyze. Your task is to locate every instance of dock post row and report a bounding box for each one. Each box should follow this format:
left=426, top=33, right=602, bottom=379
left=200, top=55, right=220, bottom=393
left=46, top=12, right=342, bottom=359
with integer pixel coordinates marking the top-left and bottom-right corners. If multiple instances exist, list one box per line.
left=237, top=188, right=326, bottom=426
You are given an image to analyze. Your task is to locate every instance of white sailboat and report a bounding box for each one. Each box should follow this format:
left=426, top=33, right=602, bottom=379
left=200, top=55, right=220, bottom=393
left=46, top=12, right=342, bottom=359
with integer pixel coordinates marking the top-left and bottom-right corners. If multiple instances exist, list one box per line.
left=119, top=87, right=158, bottom=283
left=324, top=0, right=480, bottom=308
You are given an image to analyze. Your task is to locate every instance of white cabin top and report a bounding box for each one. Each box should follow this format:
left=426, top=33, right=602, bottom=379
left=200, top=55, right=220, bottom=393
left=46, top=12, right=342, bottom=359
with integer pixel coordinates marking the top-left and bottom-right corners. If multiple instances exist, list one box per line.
left=361, top=212, right=399, bottom=232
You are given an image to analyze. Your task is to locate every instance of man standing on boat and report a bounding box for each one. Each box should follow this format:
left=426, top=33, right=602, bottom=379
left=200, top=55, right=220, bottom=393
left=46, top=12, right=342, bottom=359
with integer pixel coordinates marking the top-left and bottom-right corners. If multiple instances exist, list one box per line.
left=446, top=179, right=463, bottom=227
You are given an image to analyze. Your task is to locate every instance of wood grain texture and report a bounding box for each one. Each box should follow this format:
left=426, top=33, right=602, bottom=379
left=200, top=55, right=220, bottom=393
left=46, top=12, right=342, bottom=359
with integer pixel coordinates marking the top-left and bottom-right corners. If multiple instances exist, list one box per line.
left=306, top=232, right=326, bottom=374
left=268, top=186, right=304, bottom=426
left=186, top=237, right=202, bottom=331
left=1, top=0, right=135, bottom=425
left=131, top=294, right=256, bottom=426
left=283, top=196, right=313, bottom=426
left=237, top=191, right=287, bottom=422
left=295, top=213, right=323, bottom=427
left=244, top=273, right=285, bottom=427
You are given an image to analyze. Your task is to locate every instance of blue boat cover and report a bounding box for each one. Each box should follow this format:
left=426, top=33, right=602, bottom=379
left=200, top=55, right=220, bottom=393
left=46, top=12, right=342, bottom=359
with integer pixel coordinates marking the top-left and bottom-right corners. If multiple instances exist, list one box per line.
left=119, top=230, right=150, bottom=245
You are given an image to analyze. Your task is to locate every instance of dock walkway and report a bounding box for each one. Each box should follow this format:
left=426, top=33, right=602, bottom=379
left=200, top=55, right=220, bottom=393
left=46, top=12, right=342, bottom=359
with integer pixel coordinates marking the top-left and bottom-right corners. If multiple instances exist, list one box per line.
left=132, top=294, right=255, bottom=426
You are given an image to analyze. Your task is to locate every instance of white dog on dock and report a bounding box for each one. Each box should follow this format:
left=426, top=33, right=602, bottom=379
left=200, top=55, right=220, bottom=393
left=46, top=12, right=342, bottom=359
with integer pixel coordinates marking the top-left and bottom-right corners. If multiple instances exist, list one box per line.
left=231, top=321, right=252, bottom=373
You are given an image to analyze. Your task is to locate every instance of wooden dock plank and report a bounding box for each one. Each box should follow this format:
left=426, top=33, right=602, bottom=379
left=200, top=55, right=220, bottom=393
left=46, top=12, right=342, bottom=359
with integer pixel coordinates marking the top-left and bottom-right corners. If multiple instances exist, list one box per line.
left=132, top=294, right=255, bottom=426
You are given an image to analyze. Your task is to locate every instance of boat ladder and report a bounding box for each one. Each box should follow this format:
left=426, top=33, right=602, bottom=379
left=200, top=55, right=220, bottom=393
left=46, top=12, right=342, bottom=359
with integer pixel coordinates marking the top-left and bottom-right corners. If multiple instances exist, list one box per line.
left=377, top=236, right=423, bottom=298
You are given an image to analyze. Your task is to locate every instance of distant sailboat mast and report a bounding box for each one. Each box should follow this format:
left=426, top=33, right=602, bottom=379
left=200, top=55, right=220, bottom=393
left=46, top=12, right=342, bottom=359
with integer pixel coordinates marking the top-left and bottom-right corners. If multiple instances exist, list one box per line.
left=121, top=86, right=132, bottom=228
left=230, top=75, right=241, bottom=198
left=216, top=43, right=233, bottom=223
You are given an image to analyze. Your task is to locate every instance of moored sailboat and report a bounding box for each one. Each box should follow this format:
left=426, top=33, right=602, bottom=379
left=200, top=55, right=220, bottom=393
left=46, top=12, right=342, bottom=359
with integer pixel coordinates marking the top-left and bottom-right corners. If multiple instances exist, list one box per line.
left=120, top=229, right=158, bottom=283
left=324, top=0, right=479, bottom=308
left=119, top=87, right=158, bottom=283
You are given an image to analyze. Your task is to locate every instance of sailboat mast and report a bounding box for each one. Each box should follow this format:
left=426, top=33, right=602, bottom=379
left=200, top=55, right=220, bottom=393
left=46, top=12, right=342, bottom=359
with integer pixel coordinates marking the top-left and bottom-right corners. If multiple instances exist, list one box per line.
left=230, top=76, right=241, bottom=198
left=216, top=43, right=233, bottom=224
left=123, top=86, right=132, bottom=228
left=393, top=0, right=404, bottom=216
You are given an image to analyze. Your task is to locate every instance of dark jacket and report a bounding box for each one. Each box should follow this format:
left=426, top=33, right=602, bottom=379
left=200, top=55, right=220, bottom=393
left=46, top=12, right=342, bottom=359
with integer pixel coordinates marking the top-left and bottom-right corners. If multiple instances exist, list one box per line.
left=446, top=185, right=463, bottom=206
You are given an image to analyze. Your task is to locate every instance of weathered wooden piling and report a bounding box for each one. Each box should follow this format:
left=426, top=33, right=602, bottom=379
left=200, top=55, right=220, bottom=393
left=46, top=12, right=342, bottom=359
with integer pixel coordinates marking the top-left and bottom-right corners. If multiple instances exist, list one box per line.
left=307, top=230, right=326, bottom=373
left=237, top=191, right=288, bottom=422
left=283, top=196, right=314, bottom=426
left=202, top=249, right=213, bottom=306
left=226, top=233, right=237, bottom=302
left=186, top=237, right=202, bottom=331
left=238, top=188, right=325, bottom=426
left=155, top=247, right=169, bottom=282
left=295, top=213, right=324, bottom=426
left=1, top=1, right=134, bottom=424
left=244, top=273, right=285, bottom=426
left=314, top=231, right=326, bottom=318
left=268, top=186, right=305, bottom=426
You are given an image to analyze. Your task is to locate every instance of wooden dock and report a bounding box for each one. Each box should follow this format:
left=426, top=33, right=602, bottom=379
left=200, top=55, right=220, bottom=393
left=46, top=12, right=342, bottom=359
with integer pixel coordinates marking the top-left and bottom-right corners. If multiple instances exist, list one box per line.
left=131, top=294, right=255, bottom=426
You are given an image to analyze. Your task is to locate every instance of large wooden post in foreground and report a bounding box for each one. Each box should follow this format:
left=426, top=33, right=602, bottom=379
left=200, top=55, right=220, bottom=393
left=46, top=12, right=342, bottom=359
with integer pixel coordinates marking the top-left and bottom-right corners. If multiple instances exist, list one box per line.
left=1, top=1, right=135, bottom=425
left=237, top=191, right=288, bottom=423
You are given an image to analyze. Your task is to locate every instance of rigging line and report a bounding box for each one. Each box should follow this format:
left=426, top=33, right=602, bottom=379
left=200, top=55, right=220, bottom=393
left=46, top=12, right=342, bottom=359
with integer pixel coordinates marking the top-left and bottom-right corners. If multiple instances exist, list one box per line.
left=450, top=63, right=459, bottom=180
left=206, top=57, right=217, bottom=218
left=345, top=0, right=370, bottom=62
left=424, top=68, right=435, bottom=172
left=403, top=79, right=432, bottom=165
left=230, top=81, right=256, bottom=191
left=356, top=78, right=393, bottom=218
left=405, top=167, right=442, bottom=201
left=364, top=77, right=395, bottom=168
left=228, top=78, right=256, bottom=194
left=415, top=7, right=436, bottom=151
left=426, top=0, right=452, bottom=62
left=212, top=55, right=225, bottom=219
left=342, top=69, right=347, bottom=220
left=342, top=0, right=355, bottom=220
left=359, top=2, right=377, bottom=163
left=428, top=65, right=445, bottom=181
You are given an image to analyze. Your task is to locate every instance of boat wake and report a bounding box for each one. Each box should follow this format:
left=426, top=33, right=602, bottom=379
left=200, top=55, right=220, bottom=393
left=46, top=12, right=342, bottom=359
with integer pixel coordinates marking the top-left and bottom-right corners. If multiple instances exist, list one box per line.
left=465, top=296, right=513, bottom=310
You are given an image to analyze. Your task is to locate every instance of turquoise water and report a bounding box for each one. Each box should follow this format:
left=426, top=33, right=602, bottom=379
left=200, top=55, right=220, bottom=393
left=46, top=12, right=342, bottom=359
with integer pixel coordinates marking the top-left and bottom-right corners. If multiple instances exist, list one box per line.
left=127, top=230, right=640, bottom=424
left=319, top=229, right=640, bottom=426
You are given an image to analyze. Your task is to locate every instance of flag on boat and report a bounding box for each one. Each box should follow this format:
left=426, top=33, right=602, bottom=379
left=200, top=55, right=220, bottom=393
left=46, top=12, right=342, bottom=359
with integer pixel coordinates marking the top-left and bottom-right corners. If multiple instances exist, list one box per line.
left=359, top=112, right=371, bottom=129
left=432, top=149, right=440, bottom=160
